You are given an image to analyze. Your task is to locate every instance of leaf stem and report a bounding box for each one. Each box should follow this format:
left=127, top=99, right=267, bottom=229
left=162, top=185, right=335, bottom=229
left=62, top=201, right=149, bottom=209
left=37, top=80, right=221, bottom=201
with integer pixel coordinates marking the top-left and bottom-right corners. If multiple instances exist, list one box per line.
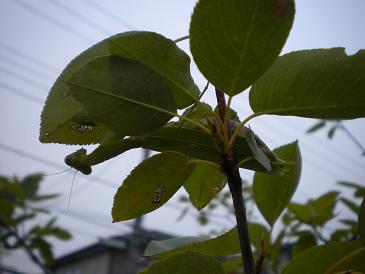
left=173, top=35, right=190, bottom=43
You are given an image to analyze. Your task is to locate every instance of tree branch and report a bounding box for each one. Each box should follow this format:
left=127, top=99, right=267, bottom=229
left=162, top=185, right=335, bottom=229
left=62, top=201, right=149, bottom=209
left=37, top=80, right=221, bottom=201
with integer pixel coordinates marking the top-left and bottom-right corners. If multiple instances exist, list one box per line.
left=215, top=88, right=254, bottom=274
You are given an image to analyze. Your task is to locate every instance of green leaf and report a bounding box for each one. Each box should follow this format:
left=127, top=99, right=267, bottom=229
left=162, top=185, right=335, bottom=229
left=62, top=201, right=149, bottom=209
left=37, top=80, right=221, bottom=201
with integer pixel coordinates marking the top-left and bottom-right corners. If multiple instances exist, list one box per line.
left=112, top=152, right=193, bottom=222
left=144, top=227, right=240, bottom=258
left=253, top=141, right=302, bottom=227
left=248, top=223, right=270, bottom=252
left=31, top=238, right=54, bottom=265
left=340, top=197, right=360, bottom=215
left=40, top=32, right=198, bottom=145
left=221, top=257, right=242, bottom=274
left=359, top=198, right=365, bottom=245
left=250, top=48, right=365, bottom=119
left=21, top=173, right=43, bottom=198
left=109, top=31, right=200, bottom=109
left=140, top=251, right=226, bottom=274
left=288, top=191, right=339, bottom=227
left=292, top=232, right=317, bottom=257
left=325, top=247, right=365, bottom=274
left=67, top=55, right=176, bottom=136
left=141, top=123, right=285, bottom=175
left=189, top=0, right=295, bottom=95
left=337, top=181, right=365, bottom=198
left=306, top=120, right=326, bottom=134
left=40, top=36, right=112, bottom=145
left=282, top=241, right=362, bottom=274
left=184, top=162, right=226, bottom=210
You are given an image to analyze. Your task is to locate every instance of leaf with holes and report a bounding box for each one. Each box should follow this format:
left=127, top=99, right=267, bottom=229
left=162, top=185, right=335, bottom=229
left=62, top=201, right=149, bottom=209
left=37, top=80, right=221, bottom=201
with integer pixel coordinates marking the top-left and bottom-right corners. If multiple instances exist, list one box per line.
left=184, top=162, right=226, bottom=210
left=112, top=152, right=193, bottom=222
left=40, top=31, right=198, bottom=144
left=67, top=55, right=176, bottom=136
left=250, top=48, right=365, bottom=119
left=190, top=0, right=295, bottom=95
left=141, top=251, right=225, bottom=274
left=40, top=36, right=112, bottom=145
left=253, top=141, right=301, bottom=227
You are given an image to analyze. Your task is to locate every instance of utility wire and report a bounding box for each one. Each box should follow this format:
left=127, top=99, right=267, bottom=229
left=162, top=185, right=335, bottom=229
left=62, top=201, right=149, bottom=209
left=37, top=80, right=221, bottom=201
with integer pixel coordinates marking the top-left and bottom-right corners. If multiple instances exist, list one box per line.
left=0, top=53, right=55, bottom=81
left=80, top=0, right=137, bottom=30
left=0, top=65, right=50, bottom=91
left=0, top=81, right=43, bottom=104
left=49, top=0, right=113, bottom=36
left=0, top=41, right=59, bottom=74
left=13, top=0, right=95, bottom=44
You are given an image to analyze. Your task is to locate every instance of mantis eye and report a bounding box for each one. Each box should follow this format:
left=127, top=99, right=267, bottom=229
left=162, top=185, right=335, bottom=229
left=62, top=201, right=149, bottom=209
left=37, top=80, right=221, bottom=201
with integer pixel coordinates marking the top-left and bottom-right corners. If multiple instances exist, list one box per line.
left=64, top=148, right=92, bottom=175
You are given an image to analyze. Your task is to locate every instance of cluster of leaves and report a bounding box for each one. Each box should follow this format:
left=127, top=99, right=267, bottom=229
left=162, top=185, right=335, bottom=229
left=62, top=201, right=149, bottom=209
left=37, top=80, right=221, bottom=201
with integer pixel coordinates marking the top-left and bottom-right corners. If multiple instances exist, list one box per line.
left=39, top=0, right=365, bottom=273
left=0, top=174, right=71, bottom=267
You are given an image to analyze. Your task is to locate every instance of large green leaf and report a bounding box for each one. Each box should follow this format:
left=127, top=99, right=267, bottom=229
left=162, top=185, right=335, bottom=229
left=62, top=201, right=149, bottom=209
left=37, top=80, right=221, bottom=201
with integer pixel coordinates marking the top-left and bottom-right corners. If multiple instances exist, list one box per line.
left=253, top=141, right=302, bottom=227
left=325, top=247, right=365, bottom=274
left=112, top=152, right=193, bottom=222
left=184, top=163, right=226, bottom=210
left=288, top=191, right=339, bottom=226
left=189, top=0, right=295, bottom=95
left=109, top=31, right=199, bottom=108
left=40, top=37, right=112, bottom=145
left=144, top=227, right=240, bottom=258
left=67, top=55, right=176, bottom=136
left=140, top=251, right=226, bottom=274
left=360, top=198, right=365, bottom=245
left=282, top=242, right=362, bottom=274
left=250, top=48, right=365, bottom=119
left=40, top=31, right=198, bottom=145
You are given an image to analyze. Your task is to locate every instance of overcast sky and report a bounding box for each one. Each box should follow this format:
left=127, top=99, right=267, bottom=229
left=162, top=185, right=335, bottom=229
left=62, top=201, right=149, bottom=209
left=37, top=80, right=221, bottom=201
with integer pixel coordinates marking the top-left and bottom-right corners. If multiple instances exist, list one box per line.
left=0, top=0, right=364, bottom=273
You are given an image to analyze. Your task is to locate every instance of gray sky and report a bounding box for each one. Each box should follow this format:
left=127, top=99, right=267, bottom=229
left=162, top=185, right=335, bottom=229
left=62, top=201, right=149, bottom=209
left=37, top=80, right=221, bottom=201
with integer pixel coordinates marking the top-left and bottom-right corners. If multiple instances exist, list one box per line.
left=0, top=0, right=364, bottom=272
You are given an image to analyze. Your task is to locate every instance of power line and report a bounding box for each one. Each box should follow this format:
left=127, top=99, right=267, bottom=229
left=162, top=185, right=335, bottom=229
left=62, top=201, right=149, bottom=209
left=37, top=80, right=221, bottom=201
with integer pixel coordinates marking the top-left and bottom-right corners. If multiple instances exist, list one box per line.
left=49, top=0, right=113, bottom=36
left=0, top=65, right=50, bottom=91
left=13, top=0, right=95, bottom=44
left=80, top=0, right=137, bottom=31
left=0, top=41, right=59, bottom=74
left=0, top=81, right=43, bottom=104
left=0, top=53, right=55, bottom=81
